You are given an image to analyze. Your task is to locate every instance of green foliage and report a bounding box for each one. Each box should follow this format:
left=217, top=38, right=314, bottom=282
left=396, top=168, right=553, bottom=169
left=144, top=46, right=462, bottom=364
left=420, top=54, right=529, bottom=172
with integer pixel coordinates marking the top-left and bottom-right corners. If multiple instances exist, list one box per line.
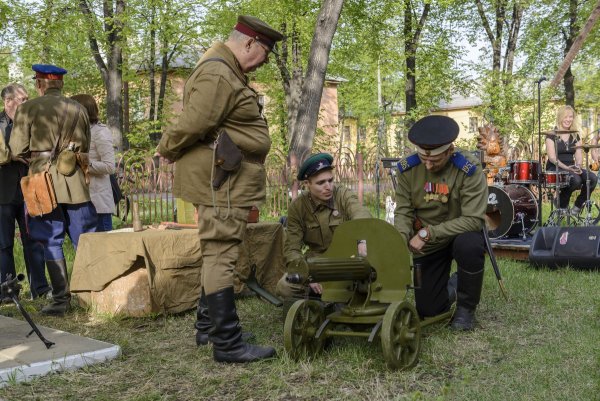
left=126, top=120, right=161, bottom=149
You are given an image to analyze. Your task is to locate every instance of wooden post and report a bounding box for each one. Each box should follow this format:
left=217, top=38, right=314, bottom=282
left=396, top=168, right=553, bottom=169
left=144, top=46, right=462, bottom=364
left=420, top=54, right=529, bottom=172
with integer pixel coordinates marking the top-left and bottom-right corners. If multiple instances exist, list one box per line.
left=357, top=152, right=364, bottom=204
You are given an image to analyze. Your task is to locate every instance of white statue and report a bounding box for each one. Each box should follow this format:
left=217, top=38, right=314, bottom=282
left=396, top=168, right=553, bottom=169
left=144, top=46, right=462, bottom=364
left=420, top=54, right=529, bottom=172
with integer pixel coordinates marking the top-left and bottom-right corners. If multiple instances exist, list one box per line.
left=385, top=196, right=396, bottom=225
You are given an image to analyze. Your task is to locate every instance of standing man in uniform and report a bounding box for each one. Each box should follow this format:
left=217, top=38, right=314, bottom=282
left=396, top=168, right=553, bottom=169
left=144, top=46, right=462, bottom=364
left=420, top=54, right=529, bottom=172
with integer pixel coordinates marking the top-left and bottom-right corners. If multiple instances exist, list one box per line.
left=156, top=16, right=282, bottom=363
left=276, top=153, right=371, bottom=298
left=394, top=115, right=487, bottom=331
left=0, top=83, right=50, bottom=301
left=10, top=64, right=97, bottom=315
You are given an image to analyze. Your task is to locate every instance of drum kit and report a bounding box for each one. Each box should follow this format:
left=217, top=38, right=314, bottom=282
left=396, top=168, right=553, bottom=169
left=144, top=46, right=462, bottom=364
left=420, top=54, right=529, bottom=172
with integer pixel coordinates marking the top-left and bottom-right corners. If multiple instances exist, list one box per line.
left=485, top=129, right=600, bottom=240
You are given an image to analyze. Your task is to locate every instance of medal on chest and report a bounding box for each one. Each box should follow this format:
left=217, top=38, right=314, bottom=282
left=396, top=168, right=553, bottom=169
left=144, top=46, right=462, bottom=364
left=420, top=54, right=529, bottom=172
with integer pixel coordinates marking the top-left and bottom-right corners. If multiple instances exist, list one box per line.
left=424, top=181, right=449, bottom=203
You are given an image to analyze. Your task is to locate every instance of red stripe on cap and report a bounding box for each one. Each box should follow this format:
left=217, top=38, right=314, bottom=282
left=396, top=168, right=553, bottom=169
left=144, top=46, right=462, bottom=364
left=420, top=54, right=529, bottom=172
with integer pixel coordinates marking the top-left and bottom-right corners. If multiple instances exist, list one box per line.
left=234, top=22, right=274, bottom=49
left=35, top=72, right=63, bottom=80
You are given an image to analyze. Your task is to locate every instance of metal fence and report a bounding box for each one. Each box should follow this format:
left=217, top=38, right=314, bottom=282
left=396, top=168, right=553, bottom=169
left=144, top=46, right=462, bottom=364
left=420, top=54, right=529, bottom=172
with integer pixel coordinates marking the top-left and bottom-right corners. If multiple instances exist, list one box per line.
left=115, top=149, right=397, bottom=225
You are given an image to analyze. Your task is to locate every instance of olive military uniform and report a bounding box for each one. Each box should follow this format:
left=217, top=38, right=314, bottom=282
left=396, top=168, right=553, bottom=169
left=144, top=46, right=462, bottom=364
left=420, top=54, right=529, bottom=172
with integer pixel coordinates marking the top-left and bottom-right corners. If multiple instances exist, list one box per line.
left=394, top=115, right=487, bottom=330
left=157, top=16, right=282, bottom=363
left=276, top=186, right=372, bottom=297
left=10, top=87, right=97, bottom=257
left=9, top=65, right=97, bottom=315
left=156, top=41, right=270, bottom=294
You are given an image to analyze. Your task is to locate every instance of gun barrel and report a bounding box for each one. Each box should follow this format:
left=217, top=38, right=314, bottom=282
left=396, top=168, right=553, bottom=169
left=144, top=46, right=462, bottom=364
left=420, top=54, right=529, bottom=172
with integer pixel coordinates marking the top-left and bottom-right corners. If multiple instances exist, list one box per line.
left=307, top=257, right=374, bottom=283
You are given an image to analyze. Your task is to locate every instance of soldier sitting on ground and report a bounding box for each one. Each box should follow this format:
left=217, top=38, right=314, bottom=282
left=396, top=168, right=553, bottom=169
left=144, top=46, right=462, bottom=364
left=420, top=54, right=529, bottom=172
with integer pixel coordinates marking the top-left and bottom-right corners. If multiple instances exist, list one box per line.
left=276, top=153, right=372, bottom=300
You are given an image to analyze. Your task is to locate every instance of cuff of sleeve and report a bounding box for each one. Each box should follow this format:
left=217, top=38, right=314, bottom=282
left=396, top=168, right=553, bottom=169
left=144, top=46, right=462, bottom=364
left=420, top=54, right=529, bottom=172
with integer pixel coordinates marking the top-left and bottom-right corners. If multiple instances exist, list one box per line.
left=156, top=144, right=179, bottom=161
left=428, top=225, right=438, bottom=242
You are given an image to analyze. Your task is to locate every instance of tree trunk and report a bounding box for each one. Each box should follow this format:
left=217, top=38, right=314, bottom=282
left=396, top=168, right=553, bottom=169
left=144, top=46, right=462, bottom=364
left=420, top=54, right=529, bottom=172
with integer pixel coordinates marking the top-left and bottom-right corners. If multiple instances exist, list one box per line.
left=149, top=8, right=156, bottom=122
left=551, top=0, right=600, bottom=92
left=403, top=0, right=429, bottom=128
left=475, top=0, right=505, bottom=73
left=276, top=21, right=304, bottom=145
left=289, top=0, right=345, bottom=166
left=79, top=0, right=124, bottom=146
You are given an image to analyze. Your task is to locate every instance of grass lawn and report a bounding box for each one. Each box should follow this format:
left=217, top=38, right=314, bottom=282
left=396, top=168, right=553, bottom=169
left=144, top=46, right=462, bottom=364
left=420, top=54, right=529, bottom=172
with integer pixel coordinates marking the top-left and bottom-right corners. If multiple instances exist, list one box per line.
left=1, top=244, right=599, bottom=400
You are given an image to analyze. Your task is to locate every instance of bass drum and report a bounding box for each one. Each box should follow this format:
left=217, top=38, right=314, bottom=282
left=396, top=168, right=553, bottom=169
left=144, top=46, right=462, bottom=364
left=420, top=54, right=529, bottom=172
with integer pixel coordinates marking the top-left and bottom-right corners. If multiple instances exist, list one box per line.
left=486, top=185, right=538, bottom=239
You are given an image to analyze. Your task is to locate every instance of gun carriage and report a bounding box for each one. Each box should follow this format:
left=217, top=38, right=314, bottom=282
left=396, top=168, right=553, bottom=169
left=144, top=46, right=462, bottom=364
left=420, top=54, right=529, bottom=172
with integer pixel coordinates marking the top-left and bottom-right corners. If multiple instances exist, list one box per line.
left=283, top=218, right=453, bottom=369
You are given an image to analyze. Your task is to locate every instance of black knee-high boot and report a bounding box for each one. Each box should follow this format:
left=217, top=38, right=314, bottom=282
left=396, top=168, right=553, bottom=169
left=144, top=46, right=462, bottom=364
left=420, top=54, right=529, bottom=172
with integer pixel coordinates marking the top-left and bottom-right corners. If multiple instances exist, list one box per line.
left=451, top=267, right=484, bottom=331
left=41, top=259, right=71, bottom=316
left=195, top=288, right=212, bottom=345
left=206, top=287, right=275, bottom=363
left=195, top=288, right=253, bottom=346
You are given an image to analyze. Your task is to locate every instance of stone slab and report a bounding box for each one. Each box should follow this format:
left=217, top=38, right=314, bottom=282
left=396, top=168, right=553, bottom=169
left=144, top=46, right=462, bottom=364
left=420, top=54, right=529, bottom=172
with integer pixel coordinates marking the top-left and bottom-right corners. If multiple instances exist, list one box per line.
left=0, top=315, right=120, bottom=387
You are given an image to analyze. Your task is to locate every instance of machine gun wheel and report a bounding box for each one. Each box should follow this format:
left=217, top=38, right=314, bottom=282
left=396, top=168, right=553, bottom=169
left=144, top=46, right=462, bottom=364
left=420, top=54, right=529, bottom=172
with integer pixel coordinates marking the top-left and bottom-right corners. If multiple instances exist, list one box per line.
left=284, top=299, right=325, bottom=360
left=381, top=301, right=421, bottom=370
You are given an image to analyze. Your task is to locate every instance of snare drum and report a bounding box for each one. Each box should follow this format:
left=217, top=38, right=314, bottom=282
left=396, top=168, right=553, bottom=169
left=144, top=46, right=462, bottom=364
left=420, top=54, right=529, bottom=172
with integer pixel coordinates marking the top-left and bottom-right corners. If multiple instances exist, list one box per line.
left=541, top=171, right=570, bottom=188
left=486, top=185, right=538, bottom=239
left=508, top=160, right=540, bottom=184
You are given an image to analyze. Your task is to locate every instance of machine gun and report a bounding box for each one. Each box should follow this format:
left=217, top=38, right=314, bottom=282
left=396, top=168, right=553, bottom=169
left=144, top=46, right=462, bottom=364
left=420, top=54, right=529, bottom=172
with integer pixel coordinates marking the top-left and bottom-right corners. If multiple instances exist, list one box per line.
left=283, top=218, right=453, bottom=370
left=1, top=274, right=55, bottom=349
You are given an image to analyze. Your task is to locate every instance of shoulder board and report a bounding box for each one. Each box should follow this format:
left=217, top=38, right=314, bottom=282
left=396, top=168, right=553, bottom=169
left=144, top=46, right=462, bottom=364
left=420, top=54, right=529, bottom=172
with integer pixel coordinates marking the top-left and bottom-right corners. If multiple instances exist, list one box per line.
left=450, top=152, right=477, bottom=176
left=396, top=154, right=421, bottom=173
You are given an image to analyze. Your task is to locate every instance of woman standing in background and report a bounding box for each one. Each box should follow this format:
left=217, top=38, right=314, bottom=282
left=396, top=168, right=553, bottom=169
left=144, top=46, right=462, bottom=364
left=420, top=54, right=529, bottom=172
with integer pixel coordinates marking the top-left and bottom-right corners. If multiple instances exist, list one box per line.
left=71, top=94, right=116, bottom=231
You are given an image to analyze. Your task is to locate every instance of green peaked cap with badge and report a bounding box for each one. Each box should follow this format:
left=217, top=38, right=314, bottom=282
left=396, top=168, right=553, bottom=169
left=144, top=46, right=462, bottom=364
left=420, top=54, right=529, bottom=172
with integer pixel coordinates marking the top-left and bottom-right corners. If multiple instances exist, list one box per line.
left=297, top=153, right=334, bottom=181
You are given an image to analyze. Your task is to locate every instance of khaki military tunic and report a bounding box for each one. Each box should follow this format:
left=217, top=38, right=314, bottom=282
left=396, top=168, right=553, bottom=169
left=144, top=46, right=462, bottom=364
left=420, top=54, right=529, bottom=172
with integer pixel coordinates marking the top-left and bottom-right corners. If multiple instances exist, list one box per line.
left=10, top=88, right=91, bottom=204
left=284, top=186, right=372, bottom=264
left=157, top=42, right=270, bottom=207
left=394, top=149, right=488, bottom=256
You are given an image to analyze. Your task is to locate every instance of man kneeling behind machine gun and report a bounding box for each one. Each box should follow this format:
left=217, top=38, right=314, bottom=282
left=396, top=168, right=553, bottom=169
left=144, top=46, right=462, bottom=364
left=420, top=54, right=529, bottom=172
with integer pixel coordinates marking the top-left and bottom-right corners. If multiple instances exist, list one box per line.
left=276, top=153, right=371, bottom=303
left=394, top=115, right=488, bottom=331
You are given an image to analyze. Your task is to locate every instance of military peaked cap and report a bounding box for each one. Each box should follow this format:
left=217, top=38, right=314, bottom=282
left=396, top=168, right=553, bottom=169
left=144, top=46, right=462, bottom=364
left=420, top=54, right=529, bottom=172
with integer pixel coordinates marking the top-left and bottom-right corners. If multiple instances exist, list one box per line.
left=298, top=153, right=334, bottom=181
left=235, top=15, right=284, bottom=53
left=32, top=64, right=67, bottom=80
left=408, top=115, right=459, bottom=156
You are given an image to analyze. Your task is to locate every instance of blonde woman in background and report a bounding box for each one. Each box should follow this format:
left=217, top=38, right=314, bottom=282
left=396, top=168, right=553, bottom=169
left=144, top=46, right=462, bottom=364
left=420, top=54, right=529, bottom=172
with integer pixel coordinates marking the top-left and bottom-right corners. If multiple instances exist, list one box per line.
left=545, top=105, right=597, bottom=213
left=71, top=94, right=116, bottom=231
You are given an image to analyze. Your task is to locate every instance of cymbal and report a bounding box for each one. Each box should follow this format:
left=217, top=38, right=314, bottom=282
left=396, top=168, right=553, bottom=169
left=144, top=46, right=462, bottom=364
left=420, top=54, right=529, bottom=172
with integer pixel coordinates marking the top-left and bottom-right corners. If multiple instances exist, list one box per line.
left=574, top=144, right=600, bottom=149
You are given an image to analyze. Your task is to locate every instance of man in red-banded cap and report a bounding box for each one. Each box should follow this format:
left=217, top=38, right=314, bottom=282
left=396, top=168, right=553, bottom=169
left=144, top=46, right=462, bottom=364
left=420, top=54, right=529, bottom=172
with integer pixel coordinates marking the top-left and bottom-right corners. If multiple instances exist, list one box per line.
left=156, top=15, right=283, bottom=363
left=10, top=64, right=96, bottom=316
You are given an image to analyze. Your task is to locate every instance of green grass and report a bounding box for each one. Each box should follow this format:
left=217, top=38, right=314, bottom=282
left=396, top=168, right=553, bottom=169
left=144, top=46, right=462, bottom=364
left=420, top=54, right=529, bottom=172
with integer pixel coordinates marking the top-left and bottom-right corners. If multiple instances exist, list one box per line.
left=1, top=248, right=599, bottom=400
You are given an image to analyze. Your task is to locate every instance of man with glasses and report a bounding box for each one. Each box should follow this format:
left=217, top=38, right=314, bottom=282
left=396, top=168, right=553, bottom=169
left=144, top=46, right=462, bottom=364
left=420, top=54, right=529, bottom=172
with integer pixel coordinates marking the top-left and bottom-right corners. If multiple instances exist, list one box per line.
left=156, top=15, right=282, bottom=363
left=394, top=115, right=487, bottom=331
left=0, top=83, right=50, bottom=302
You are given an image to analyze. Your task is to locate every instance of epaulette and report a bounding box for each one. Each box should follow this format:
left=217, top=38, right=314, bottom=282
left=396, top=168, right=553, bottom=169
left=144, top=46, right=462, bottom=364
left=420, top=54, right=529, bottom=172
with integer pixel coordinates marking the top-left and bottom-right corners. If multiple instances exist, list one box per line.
left=396, top=154, right=421, bottom=173
left=450, top=152, right=477, bottom=176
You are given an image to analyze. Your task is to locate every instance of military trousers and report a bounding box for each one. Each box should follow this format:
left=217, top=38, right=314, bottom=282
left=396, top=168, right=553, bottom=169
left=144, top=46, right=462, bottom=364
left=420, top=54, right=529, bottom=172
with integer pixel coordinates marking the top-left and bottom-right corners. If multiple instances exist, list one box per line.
left=27, top=202, right=97, bottom=261
left=196, top=204, right=250, bottom=295
left=0, top=201, right=50, bottom=297
left=413, top=231, right=485, bottom=318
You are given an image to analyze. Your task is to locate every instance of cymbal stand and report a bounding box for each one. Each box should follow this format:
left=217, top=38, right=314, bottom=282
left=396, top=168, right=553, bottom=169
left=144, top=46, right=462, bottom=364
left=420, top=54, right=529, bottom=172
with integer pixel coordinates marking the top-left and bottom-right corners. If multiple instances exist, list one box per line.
left=578, top=147, right=600, bottom=226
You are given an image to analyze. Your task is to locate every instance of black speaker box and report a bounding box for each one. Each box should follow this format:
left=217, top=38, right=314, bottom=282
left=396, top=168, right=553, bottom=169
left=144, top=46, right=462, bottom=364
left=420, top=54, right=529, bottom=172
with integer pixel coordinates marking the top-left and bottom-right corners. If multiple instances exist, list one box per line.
left=529, top=226, right=600, bottom=270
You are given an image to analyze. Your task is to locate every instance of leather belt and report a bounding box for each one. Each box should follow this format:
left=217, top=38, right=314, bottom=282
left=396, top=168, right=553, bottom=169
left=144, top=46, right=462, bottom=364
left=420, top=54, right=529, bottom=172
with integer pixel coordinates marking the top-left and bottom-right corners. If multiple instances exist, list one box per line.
left=30, top=151, right=52, bottom=158
left=242, top=152, right=266, bottom=165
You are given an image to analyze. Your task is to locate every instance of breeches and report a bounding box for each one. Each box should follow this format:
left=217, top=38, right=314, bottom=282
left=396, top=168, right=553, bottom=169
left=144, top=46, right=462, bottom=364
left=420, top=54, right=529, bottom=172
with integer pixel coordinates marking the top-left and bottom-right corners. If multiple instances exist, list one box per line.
left=559, top=170, right=598, bottom=208
left=197, top=205, right=249, bottom=295
left=27, top=202, right=97, bottom=260
left=413, top=231, right=485, bottom=318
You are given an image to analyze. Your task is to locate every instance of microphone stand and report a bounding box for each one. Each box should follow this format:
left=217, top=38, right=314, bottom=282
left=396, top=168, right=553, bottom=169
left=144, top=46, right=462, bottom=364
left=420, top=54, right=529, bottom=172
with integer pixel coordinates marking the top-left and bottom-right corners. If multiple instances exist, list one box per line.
left=536, top=77, right=546, bottom=227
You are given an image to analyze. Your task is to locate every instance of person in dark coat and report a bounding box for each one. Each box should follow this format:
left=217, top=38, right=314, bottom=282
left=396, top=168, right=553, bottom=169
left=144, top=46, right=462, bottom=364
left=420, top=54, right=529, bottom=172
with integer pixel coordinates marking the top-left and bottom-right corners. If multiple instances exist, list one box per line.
left=0, top=83, right=50, bottom=302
